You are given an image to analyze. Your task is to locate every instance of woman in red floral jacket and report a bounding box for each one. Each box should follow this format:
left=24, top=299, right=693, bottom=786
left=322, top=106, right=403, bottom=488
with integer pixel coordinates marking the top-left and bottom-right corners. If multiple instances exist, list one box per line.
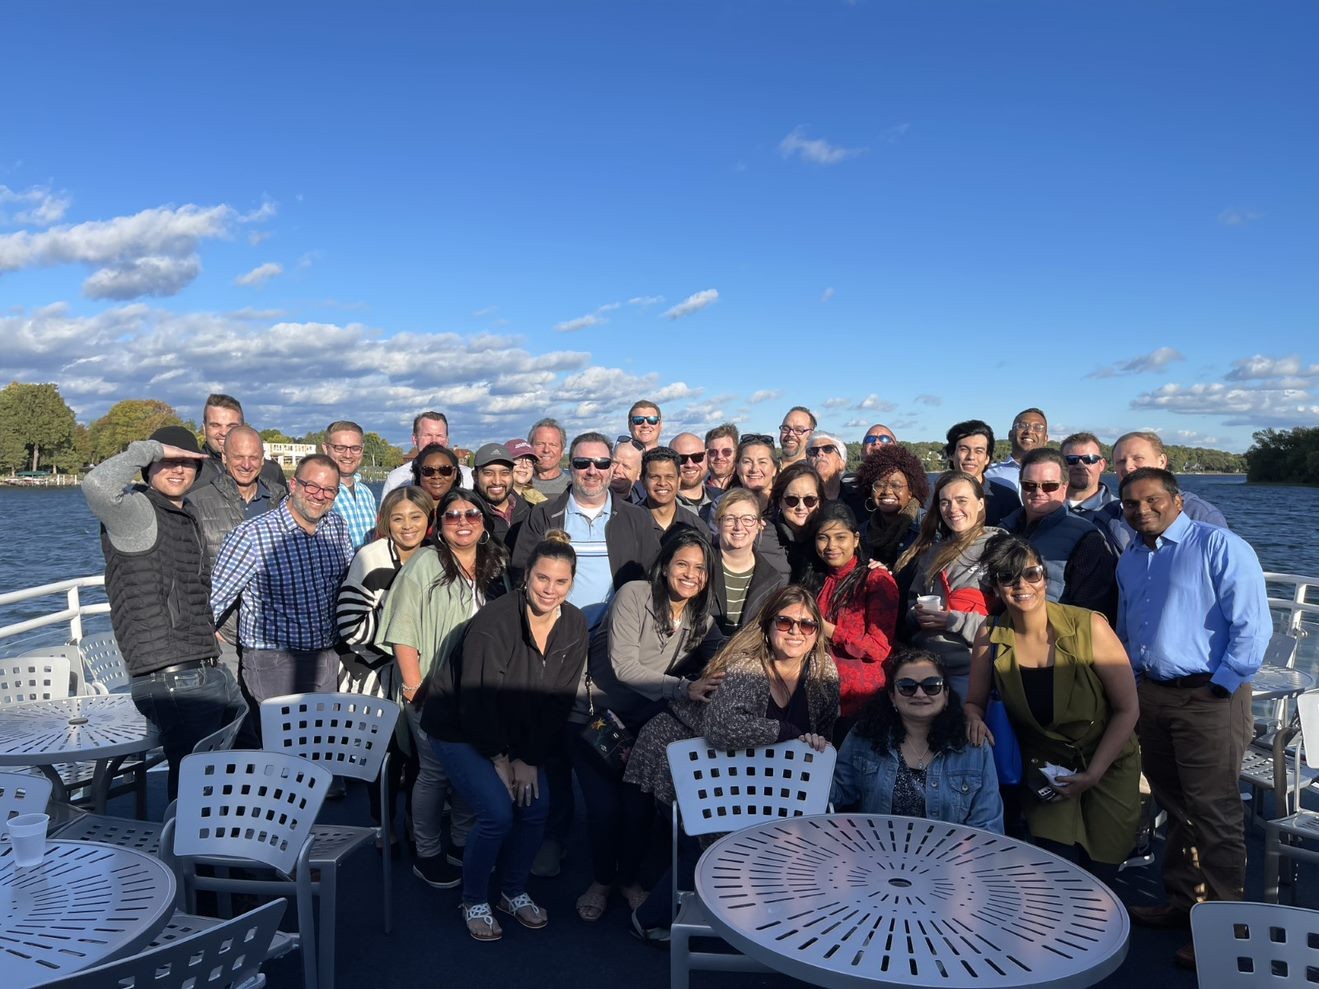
left=803, top=502, right=900, bottom=740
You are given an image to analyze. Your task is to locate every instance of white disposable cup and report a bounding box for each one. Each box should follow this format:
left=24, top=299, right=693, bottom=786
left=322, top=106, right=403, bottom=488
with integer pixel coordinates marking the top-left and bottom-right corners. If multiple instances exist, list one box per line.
left=7, top=813, right=49, bottom=867
left=916, top=594, right=942, bottom=612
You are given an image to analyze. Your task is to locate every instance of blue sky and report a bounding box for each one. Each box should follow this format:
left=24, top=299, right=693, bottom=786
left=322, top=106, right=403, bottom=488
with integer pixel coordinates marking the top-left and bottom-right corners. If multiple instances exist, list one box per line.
left=2, top=1, right=1315, bottom=452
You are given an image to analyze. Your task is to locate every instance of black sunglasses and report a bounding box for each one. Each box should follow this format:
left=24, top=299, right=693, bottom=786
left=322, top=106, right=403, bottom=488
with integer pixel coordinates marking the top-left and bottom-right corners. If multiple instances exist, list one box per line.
left=993, top=564, right=1047, bottom=586
left=862, top=434, right=896, bottom=446
left=895, top=676, right=945, bottom=697
left=630, top=415, right=660, bottom=425
left=615, top=435, right=645, bottom=451
left=772, top=615, right=820, bottom=635
left=781, top=494, right=819, bottom=509
left=419, top=464, right=456, bottom=478
left=741, top=434, right=775, bottom=447
left=807, top=444, right=838, bottom=457
left=1064, top=454, right=1104, bottom=466
left=571, top=456, right=613, bottom=470
left=677, top=451, right=706, bottom=464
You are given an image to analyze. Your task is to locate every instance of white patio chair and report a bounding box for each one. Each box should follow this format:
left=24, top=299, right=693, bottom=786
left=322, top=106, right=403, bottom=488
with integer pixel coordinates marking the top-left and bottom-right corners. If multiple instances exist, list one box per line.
left=0, top=769, right=52, bottom=833
left=78, top=630, right=132, bottom=694
left=665, top=738, right=837, bottom=989
left=1264, top=689, right=1319, bottom=902
left=41, top=899, right=286, bottom=989
left=0, top=654, right=71, bottom=704
left=260, top=692, right=401, bottom=946
left=1190, top=900, right=1319, bottom=988
left=160, top=750, right=331, bottom=989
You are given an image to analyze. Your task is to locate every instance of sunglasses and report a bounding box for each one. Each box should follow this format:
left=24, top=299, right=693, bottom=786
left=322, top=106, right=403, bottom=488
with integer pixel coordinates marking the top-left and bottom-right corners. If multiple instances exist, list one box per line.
left=772, top=615, right=820, bottom=635
left=781, top=494, right=819, bottom=509
left=419, top=464, right=456, bottom=478
left=862, top=435, right=896, bottom=446
left=895, top=676, right=945, bottom=697
left=440, top=508, right=484, bottom=525
left=630, top=415, right=660, bottom=425
left=741, top=433, right=775, bottom=447
left=1020, top=480, right=1063, bottom=494
left=615, top=435, right=645, bottom=451
left=571, top=456, right=613, bottom=470
left=677, top=451, right=706, bottom=464
left=807, top=445, right=838, bottom=457
left=993, top=564, right=1047, bottom=586
left=1064, top=454, right=1104, bottom=466
left=707, top=446, right=735, bottom=459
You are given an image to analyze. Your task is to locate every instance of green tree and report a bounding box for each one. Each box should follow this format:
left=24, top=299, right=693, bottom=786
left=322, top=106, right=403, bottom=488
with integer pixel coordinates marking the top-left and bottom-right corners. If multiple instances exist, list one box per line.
left=88, top=399, right=183, bottom=462
left=0, top=381, right=77, bottom=473
left=362, top=431, right=405, bottom=469
left=259, top=427, right=294, bottom=443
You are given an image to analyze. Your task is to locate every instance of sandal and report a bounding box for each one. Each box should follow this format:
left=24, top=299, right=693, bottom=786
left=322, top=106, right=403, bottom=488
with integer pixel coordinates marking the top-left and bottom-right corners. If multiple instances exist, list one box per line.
left=621, top=885, right=649, bottom=912
left=498, top=891, right=549, bottom=929
left=461, top=902, right=502, bottom=942
left=575, top=885, right=610, bottom=922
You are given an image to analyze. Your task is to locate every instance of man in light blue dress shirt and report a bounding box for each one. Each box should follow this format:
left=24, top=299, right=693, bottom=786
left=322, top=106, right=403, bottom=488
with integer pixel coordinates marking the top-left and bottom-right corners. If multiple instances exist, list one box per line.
left=1116, top=466, right=1270, bottom=968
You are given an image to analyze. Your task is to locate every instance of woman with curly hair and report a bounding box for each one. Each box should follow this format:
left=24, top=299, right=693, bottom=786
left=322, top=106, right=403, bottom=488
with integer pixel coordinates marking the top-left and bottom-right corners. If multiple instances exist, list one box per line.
left=832, top=648, right=1003, bottom=832
left=854, top=443, right=930, bottom=569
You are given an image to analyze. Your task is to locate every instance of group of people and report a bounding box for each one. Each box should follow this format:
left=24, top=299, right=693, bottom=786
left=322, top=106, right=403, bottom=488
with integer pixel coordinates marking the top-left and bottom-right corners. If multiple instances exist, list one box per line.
left=83, top=394, right=1273, bottom=969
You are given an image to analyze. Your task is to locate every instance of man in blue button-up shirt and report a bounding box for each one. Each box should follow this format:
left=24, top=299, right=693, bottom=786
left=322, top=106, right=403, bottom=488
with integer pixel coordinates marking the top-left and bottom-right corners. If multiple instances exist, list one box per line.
left=1116, top=466, right=1270, bottom=964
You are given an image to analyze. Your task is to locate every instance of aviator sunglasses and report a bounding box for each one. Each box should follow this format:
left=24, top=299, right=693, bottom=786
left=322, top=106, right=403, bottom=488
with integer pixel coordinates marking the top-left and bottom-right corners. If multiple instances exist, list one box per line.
left=1020, top=480, right=1063, bottom=494
left=895, top=676, right=945, bottom=697
left=440, top=508, right=484, bottom=525
left=993, top=564, right=1047, bottom=586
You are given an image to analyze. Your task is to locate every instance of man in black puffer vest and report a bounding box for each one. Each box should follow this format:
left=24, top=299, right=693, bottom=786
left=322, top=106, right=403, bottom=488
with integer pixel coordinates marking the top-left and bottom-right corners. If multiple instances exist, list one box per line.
left=83, top=425, right=247, bottom=798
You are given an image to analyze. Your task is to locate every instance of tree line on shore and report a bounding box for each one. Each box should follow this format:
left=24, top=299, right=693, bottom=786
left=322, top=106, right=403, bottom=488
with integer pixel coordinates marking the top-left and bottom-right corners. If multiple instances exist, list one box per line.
left=0, top=380, right=1267, bottom=479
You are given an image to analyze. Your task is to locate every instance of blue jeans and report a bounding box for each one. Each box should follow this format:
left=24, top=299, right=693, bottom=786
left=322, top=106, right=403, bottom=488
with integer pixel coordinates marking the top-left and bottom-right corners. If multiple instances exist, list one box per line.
left=131, top=662, right=247, bottom=799
left=431, top=740, right=548, bottom=905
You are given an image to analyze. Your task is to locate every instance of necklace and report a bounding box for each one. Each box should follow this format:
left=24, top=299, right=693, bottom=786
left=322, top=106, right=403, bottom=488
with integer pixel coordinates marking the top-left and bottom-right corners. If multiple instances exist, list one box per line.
left=902, top=737, right=933, bottom=771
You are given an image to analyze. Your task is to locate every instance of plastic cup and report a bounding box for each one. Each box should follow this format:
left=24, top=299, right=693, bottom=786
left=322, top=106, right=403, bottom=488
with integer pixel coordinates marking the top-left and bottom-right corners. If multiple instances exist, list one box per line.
left=916, top=594, right=942, bottom=612
left=7, top=813, right=49, bottom=867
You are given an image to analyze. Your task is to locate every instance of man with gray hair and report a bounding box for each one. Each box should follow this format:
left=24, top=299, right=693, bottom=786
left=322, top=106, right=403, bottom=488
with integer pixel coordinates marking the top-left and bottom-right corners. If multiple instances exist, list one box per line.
left=529, top=417, right=570, bottom=496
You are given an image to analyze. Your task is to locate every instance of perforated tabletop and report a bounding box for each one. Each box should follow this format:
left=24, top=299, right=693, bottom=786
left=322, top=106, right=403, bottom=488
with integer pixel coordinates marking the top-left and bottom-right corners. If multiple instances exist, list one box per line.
left=1251, top=666, right=1315, bottom=702
left=0, top=695, right=158, bottom=765
left=696, top=814, right=1129, bottom=989
left=0, top=839, right=176, bottom=986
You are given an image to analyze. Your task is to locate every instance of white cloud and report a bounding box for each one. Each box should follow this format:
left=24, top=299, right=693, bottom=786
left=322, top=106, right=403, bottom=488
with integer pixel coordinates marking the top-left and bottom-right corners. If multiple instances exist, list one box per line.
left=596, top=302, right=621, bottom=313
left=0, top=201, right=274, bottom=299
left=628, top=295, right=664, bottom=306
left=663, top=289, right=719, bottom=320
left=748, top=389, right=780, bottom=404
left=234, top=262, right=283, bottom=287
left=472, top=305, right=498, bottom=318
left=0, top=184, right=71, bottom=225
left=856, top=393, right=896, bottom=412
left=248, top=230, right=272, bottom=246
left=1218, top=208, right=1261, bottom=227
left=1225, top=354, right=1319, bottom=381
left=822, top=397, right=850, bottom=410
left=820, top=286, right=835, bottom=303
left=1087, top=346, right=1185, bottom=379
left=1130, top=382, right=1319, bottom=426
left=554, top=313, right=604, bottom=333
left=778, top=127, right=863, bottom=166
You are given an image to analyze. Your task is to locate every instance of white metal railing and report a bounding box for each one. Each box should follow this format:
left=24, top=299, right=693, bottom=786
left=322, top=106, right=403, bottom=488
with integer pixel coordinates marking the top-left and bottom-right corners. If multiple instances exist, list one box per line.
left=1265, top=572, right=1319, bottom=644
left=0, top=575, right=110, bottom=646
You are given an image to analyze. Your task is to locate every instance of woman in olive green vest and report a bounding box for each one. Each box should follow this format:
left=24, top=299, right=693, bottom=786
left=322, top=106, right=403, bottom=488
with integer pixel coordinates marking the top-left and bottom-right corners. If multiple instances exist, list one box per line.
left=963, top=534, right=1141, bottom=872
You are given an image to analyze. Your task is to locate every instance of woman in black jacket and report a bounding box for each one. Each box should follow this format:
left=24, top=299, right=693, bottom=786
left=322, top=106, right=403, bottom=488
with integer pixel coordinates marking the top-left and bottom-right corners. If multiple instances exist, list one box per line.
left=708, top=488, right=788, bottom=634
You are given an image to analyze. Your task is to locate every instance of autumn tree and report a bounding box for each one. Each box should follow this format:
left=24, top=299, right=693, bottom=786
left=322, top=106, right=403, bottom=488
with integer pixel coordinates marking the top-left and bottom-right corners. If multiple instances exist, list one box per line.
left=0, top=381, right=78, bottom=473
left=88, top=399, right=183, bottom=462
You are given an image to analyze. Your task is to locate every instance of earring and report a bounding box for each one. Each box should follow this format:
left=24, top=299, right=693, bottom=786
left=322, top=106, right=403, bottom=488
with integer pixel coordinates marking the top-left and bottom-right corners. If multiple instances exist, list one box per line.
left=864, top=498, right=878, bottom=513
left=478, top=531, right=491, bottom=545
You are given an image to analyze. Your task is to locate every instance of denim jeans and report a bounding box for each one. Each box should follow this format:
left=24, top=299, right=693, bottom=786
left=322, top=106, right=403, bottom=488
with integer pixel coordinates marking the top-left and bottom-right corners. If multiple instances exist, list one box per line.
left=568, top=725, right=651, bottom=886
left=240, top=648, right=338, bottom=703
left=432, top=740, right=548, bottom=905
left=403, top=706, right=473, bottom=857
left=131, top=662, right=247, bottom=799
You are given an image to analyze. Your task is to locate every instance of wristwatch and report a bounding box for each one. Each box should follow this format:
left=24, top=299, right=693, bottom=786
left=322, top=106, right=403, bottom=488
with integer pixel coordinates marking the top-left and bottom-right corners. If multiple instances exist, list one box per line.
left=1209, top=683, right=1230, bottom=699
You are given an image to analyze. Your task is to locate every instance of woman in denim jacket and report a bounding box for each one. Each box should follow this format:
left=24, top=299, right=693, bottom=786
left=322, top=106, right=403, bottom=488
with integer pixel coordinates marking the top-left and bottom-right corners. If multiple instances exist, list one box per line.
left=832, top=648, right=1004, bottom=832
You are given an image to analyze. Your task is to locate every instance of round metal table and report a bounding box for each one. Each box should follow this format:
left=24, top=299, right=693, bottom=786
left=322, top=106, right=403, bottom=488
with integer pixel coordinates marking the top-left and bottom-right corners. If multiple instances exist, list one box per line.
left=0, top=839, right=177, bottom=986
left=1251, top=666, right=1315, bottom=702
left=0, top=695, right=159, bottom=812
left=696, top=814, right=1129, bottom=989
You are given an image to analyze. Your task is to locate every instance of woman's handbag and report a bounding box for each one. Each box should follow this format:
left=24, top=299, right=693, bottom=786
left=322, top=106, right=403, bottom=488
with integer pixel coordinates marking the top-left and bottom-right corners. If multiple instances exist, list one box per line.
left=578, top=672, right=635, bottom=775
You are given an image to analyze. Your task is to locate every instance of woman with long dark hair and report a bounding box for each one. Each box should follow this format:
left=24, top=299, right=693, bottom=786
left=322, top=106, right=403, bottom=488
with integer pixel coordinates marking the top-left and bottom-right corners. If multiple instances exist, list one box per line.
left=894, top=471, right=1003, bottom=701
left=379, top=488, right=509, bottom=890
left=573, top=527, right=726, bottom=921
left=766, top=460, right=826, bottom=579
left=801, top=502, right=900, bottom=728
left=832, top=649, right=1003, bottom=831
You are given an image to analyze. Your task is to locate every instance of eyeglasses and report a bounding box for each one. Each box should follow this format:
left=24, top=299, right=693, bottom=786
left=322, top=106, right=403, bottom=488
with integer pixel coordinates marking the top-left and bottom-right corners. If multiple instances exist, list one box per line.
left=1012, top=421, right=1047, bottom=434
left=296, top=478, right=339, bottom=499
left=993, top=564, right=1047, bottom=586
left=862, top=435, right=896, bottom=446
left=719, top=514, right=761, bottom=528
left=328, top=443, right=364, bottom=455
left=707, top=446, right=735, bottom=459
left=1020, top=480, right=1063, bottom=494
left=772, top=615, right=820, bottom=635
left=614, top=435, right=645, bottom=451
left=1064, top=454, right=1104, bottom=466
left=781, top=494, right=819, bottom=509
left=419, top=464, right=456, bottom=478
left=440, top=508, right=484, bottom=525
left=630, top=415, right=660, bottom=426
left=807, top=445, right=838, bottom=458
left=895, top=676, right=945, bottom=697
left=677, top=451, right=706, bottom=464
left=873, top=479, right=909, bottom=494
left=571, top=456, right=613, bottom=470
left=779, top=424, right=811, bottom=436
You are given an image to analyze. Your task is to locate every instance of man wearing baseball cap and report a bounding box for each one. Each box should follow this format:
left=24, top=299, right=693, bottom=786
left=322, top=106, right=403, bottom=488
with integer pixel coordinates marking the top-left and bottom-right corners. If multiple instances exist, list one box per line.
left=472, top=442, right=530, bottom=549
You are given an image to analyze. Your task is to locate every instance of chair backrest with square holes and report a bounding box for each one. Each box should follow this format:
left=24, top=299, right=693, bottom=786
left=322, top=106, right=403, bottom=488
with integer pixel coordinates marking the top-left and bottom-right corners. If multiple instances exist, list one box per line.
left=259, top=692, right=401, bottom=782
left=666, top=737, right=837, bottom=838
left=171, top=751, right=331, bottom=877
left=77, top=631, right=131, bottom=694
left=0, top=656, right=71, bottom=706
left=1191, top=900, right=1319, bottom=989
left=0, top=771, right=52, bottom=829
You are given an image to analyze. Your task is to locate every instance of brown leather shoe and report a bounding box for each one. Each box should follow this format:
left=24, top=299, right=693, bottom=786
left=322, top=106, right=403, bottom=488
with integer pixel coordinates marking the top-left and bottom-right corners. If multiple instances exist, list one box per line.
left=1173, top=941, right=1196, bottom=971
left=1128, top=904, right=1191, bottom=930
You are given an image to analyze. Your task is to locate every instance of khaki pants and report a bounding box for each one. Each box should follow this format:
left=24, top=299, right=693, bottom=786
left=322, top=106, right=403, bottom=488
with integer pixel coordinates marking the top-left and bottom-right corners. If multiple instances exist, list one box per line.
left=1137, top=679, right=1253, bottom=908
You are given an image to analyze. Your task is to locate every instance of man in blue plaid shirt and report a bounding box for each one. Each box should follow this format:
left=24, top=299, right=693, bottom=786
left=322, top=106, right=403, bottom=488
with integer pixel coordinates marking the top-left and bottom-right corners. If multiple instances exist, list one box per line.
left=211, top=453, right=353, bottom=705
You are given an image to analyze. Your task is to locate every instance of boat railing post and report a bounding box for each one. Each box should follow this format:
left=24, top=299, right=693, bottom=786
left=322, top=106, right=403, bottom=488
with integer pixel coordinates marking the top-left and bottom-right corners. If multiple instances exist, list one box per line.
left=68, top=584, right=83, bottom=644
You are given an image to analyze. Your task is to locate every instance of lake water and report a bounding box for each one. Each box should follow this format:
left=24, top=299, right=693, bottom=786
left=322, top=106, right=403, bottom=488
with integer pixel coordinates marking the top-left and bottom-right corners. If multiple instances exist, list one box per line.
left=2, top=474, right=1317, bottom=648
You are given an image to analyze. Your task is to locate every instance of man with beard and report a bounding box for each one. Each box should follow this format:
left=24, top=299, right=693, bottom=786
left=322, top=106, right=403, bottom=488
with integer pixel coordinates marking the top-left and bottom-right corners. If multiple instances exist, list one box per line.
left=471, top=442, right=529, bottom=549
